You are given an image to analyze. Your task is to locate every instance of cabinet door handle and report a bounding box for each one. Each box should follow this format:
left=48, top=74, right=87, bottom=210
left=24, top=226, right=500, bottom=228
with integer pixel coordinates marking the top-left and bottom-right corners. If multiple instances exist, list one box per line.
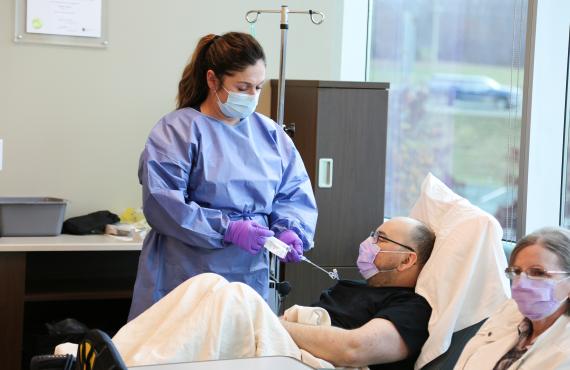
left=318, top=158, right=333, bottom=188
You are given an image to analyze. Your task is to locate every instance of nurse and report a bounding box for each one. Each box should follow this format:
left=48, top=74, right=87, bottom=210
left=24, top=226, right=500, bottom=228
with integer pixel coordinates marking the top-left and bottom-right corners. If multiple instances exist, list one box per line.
left=129, top=32, right=318, bottom=320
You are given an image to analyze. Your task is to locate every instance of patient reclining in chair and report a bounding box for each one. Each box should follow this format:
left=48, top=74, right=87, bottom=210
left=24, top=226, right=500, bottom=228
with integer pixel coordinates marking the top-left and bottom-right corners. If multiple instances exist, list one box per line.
left=111, top=217, right=436, bottom=370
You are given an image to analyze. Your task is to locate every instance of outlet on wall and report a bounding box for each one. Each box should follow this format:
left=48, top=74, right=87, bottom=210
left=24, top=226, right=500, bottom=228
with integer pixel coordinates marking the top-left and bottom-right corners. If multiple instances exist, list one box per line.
left=0, top=139, right=3, bottom=171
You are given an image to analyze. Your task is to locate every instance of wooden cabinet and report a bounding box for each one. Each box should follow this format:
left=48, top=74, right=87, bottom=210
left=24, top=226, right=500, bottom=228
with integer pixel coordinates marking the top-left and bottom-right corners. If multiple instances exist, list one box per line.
left=0, top=236, right=141, bottom=370
left=270, top=80, right=389, bottom=307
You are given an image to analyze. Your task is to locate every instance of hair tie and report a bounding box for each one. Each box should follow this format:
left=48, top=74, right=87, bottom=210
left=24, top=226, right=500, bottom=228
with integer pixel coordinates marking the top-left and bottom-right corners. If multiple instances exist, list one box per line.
left=207, top=35, right=220, bottom=49
left=205, top=35, right=219, bottom=54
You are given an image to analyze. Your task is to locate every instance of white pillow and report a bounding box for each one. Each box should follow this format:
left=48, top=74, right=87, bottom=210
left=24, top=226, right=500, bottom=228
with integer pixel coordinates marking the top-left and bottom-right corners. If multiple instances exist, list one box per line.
left=411, top=173, right=510, bottom=370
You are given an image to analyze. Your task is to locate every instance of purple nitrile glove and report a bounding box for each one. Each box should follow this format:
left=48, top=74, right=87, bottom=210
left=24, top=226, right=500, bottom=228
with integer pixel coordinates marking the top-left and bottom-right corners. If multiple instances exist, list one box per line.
left=277, top=230, right=304, bottom=263
left=224, top=220, right=274, bottom=255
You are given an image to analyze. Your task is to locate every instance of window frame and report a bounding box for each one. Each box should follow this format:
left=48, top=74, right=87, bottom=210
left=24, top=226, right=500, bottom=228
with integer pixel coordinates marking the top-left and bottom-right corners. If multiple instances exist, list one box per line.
left=558, top=20, right=570, bottom=229
left=517, top=0, right=570, bottom=238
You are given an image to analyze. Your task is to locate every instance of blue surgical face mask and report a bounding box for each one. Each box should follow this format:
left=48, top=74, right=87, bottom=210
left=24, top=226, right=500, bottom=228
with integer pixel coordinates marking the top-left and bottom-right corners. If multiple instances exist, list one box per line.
left=216, top=87, right=259, bottom=119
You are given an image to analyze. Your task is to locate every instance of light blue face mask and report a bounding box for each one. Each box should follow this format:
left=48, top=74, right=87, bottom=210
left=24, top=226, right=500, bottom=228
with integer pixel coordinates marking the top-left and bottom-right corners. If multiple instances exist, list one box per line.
left=216, top=87, right=259, bottom=119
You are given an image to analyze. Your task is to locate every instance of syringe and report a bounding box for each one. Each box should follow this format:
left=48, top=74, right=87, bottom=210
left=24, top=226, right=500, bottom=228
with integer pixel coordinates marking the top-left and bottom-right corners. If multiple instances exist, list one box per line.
left=264, top=237, right=340, bottom=280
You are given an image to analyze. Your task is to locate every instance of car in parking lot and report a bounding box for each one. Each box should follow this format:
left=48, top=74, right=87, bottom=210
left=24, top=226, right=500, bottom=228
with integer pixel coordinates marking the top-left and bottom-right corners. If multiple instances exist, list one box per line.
left=428, top=74, right=519, bottom=109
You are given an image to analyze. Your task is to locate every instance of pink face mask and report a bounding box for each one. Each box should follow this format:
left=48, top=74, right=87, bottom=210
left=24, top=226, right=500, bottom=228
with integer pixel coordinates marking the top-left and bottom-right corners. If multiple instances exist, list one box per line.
left=357, top=237, right=411, bottom=279
left=511, top=275, right=569, bottom=320
left=357, top=238, right=381, bottom=279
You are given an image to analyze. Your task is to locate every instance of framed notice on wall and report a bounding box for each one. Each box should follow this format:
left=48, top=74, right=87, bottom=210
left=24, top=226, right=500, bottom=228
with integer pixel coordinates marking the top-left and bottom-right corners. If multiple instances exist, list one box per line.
left=14, top=0, right=109, bottom=48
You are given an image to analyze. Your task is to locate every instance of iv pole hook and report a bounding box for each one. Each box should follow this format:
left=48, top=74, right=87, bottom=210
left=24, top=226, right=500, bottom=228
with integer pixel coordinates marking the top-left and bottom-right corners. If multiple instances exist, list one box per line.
left=244, top=6, right=325, bottom=128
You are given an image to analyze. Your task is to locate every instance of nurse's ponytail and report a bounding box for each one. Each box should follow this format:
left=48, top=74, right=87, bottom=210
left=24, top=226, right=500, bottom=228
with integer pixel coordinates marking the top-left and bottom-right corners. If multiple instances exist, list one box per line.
left=177, top=32, right=266, bottom=110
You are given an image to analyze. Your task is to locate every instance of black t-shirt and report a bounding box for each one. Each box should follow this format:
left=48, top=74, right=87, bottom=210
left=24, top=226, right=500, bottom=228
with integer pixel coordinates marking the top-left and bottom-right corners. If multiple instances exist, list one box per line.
left=311, top=280, right=431, bottom=370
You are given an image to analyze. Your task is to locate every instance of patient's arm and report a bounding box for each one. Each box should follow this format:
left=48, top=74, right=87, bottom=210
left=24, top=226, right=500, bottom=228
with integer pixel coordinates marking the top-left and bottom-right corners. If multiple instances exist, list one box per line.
left=280, top=317, right=408, bottom=367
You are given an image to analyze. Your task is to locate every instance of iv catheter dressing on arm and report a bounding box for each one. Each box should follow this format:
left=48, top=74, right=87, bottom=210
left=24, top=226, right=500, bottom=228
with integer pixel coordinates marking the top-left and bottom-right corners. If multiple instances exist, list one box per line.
left=264, top=237, right=340, bottom=280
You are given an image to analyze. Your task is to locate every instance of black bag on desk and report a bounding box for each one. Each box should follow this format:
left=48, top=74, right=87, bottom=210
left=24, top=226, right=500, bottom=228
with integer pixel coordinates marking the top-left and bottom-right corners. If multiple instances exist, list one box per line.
left=62, top=211, right=120, bottom=235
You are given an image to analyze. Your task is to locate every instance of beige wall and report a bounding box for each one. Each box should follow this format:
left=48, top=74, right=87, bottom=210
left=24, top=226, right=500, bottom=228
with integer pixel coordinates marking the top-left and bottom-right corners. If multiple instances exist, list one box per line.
left=0, top=1, right=345, bottom=217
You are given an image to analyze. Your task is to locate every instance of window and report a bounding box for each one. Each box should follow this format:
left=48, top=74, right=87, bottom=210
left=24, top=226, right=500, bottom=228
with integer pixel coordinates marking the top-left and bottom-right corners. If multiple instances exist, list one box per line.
left=561, top=30, right=570, bottom=228
left=367, top=0, right=528, bottom=240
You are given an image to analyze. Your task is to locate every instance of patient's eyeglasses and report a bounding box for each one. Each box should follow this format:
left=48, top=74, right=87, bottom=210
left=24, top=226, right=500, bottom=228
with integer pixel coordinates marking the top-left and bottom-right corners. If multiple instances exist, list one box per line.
left=504, top=266, right=570, bottom=281
left=369, top=231, right=416, bottom=253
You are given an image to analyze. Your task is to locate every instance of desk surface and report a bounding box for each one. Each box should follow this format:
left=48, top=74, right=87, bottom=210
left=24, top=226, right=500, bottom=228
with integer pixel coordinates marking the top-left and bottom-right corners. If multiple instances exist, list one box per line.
left=130, top=357, right=316, bottom=370
left=0, top=234, right=143, bottom=252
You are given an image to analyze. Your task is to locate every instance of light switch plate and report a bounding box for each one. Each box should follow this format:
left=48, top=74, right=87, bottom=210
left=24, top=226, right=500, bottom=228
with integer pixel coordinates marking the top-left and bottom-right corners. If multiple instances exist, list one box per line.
left=0, top=139, right=3, bottom=171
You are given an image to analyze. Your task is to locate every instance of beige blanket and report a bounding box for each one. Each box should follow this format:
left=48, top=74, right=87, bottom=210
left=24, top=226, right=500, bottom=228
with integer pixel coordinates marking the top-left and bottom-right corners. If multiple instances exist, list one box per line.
left=112, top=273, right=335, bottom=368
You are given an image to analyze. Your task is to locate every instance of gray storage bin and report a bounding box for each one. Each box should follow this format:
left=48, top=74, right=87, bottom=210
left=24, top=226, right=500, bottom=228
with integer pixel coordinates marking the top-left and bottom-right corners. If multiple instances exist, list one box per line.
left=0, top=197, right=67, bottom=236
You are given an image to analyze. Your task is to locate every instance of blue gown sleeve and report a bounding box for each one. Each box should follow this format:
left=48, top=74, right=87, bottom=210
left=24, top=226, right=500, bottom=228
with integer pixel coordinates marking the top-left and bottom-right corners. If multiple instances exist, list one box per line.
left=139, top=121, right=229, bottom=249
left=269, top=134, right=318, bottom=251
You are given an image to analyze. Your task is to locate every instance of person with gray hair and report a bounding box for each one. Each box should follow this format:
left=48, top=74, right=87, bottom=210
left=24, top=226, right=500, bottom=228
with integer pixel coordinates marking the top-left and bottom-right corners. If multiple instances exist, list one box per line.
left=455, top=227, right=570, bottom=370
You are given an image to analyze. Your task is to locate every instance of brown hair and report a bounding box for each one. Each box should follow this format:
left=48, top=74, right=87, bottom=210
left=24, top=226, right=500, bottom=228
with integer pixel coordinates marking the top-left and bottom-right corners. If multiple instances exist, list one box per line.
left=510, top=227, right=570, bottom=315
left=177, top=32, right=266, bottom=110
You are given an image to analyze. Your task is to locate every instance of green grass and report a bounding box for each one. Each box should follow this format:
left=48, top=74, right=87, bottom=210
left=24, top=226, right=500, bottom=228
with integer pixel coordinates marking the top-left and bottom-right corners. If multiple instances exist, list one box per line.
left=368, top=59, right=525, bottom=87
left=387, top=107, right=521, bottom=216
left=369, top=58, right=523, bottom=187
left=440, top=112, right=520, bottom=186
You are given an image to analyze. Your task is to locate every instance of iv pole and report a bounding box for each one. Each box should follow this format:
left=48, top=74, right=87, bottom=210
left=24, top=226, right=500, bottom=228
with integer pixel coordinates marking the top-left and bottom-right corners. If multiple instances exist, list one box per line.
left=245, top=6, right=325, bottom=130
left=245, top=6, right=325, bottom=313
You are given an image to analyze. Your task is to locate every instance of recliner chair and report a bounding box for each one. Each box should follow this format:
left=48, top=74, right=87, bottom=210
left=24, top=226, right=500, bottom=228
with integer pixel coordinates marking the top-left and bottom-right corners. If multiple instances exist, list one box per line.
left=421, top=319, right=486, bottom=370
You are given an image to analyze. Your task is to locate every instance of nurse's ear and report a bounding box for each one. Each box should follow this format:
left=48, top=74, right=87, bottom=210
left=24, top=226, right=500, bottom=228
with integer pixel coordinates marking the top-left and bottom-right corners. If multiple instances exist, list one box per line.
left=206, top=70, right=221, bottom=91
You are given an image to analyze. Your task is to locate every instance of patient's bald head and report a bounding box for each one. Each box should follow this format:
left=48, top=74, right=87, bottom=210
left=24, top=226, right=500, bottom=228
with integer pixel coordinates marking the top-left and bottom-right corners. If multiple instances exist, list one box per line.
left=377, top=217, right=435, bottom=265
left=403, top=217, right=436, bottom=266
left=368, top=217, right=436, bottom=287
